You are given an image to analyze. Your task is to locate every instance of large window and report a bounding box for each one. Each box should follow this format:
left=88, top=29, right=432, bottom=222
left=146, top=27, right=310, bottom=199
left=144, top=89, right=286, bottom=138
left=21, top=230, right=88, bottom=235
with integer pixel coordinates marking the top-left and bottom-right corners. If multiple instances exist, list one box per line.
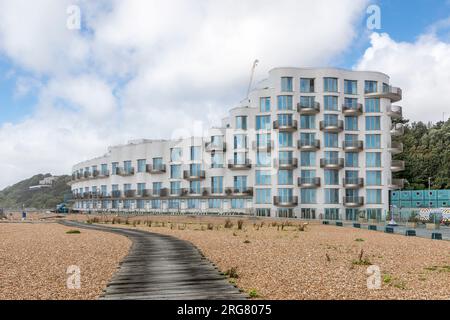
left=324, top=170, right=339, bottom=185
left=324, top=114, right=339, bottom=126
left=256, top=170, right=271, bottom=185
left=209, top=199, right=222, bottom=209
left=366, top=171, right=382, bottom=186
left=234, top=176, right=247, bottom=192
left=187, top=199, right=200, bottom=209
left=345, top=152, right=358, bottom=167
left=345, top=116, right=358, bottom=131
left=366, top=152, right=381, bottom=167
left=170, top=165, right=181, bottom=179
left=324, top=77, right=338, bottom=92
left=170, top=148, right=182, bottom=162
left=324, top=133, right=338, bottom=148
left=256, top=115, right=271, bottom=130
left=137, top=159, right=146, bottom=173
left=281, top=77, right=293, bottom=92
left=325, top=189, right=339, bottom=204
left=260, top=97, right=271, bottom=112
left=100, top=164, right=108, bottom=175
left=231, top=199, right=245, bottom=209
left=190, top=146, right=201, bottom=161
left=344, top=80, right=357, bottom=95
left=234, top=134, right=247, bottom=149
left=300, top=115, right=315, bottom=129
left=300, top=96, right=315, bottom=107
left=300, top=78, right=314, bottom=93
left=256, top=189, right=271, bottom=204
left=278, top=170, right=293, bottom=185
left=325, top=208, right=340, bottom=220
left=277, top=114, right=293, bottom=126
left=344, top=97, right=358, bottom=108
left=366, top=134, right=381, bottom=149
left=365, top=98, right=380, bottom=112
left=365, top=116, right=381, bottom=130
left=367, top=189, right=382, bottom=204
left=256, top=151, right=271, bottom=167
left=365, top=80, right=378, bottom=93
left=124, top=160, right=132, bottom=173
left=211, top=153, right=223, bottom=168
left=278, top=132, right=293, bottom=147
left=211, top=176, right=223, bottom=194
left=277, top=95, right=293, bottom=111
left=324, top=96, right=338, bottom=111
left=301, top=151, right=316, bottom=166
left=190, top=181, right=201, bottom=194
left=301, top=189, right=316, bottom=204
left=236, top=116, right=247, bottom=130
left=170, top=181, right=181, bottom=195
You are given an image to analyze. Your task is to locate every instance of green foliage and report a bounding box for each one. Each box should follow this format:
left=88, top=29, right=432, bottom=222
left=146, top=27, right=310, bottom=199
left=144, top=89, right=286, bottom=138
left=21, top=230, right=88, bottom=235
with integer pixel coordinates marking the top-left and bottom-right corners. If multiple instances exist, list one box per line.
left=0, top=174, right=71, bottom=209
left=66, top=230, right=81, bottom=234
left=394, top=119, right=450, bottom=189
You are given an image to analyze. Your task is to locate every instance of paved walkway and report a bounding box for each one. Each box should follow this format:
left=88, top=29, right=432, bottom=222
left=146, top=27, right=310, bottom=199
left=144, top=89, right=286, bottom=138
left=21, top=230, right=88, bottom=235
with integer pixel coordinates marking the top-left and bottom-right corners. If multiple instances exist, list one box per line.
left=61, top=220, right=246, bottom=300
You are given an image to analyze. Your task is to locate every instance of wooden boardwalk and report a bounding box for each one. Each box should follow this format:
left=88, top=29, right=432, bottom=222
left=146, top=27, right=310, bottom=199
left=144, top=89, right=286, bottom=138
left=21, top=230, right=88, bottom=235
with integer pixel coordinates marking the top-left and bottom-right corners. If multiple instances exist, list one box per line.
left=61, top=220, right=246, bottom=300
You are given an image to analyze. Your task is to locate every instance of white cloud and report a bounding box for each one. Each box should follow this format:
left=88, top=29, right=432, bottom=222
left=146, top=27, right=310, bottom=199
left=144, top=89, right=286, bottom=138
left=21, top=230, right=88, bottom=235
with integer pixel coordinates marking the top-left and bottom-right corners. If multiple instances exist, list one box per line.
left=0, top=0, right=368, bottom=188
left=355, top=32, right=450, bottom=123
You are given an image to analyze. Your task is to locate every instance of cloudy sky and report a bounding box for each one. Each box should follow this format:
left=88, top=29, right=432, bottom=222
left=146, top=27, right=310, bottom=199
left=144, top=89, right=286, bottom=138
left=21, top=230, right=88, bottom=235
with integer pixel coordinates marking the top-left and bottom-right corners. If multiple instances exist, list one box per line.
left=0, top=0, right=449, bottom=188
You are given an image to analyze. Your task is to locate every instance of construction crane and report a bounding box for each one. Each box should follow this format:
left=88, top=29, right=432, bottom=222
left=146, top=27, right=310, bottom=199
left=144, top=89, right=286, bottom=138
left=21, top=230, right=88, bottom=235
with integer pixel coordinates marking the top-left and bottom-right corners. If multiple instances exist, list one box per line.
left=246, top=59, right=259, bottom=100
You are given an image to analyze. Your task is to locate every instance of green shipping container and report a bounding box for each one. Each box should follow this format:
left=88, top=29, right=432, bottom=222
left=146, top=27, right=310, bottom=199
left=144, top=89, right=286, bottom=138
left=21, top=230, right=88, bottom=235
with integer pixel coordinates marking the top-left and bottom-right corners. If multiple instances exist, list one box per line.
left=390, top=191, right=400, bottom=200
left=391, top=200, right=401, bottom=208
left=424, top=190, right=438, bottom=200
left=437, top=190, right=450, bottom=200
left=400, top=191, right=411, bottom=201
left=438, top=200, right=449, bottom=207
left=412, top=190, right=424, bottom=200
left=400, top=200, right=412, bottom=208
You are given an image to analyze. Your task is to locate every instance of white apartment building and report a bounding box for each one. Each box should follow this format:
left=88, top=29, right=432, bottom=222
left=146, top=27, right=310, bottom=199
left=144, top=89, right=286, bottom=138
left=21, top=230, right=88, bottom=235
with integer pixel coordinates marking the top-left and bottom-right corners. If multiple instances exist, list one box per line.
left=69, top=67, right=405, bottom=220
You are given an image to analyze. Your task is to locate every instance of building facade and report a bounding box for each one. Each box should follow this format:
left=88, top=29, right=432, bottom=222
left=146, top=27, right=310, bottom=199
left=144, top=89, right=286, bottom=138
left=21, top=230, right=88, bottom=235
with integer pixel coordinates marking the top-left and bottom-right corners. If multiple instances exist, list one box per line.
left=69, top=67, right=405, bottom=220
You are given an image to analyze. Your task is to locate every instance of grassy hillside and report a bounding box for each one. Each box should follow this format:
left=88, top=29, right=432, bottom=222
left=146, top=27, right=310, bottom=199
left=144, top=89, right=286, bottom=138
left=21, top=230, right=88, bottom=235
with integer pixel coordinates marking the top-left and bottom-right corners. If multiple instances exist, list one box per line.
left=0, top=174, right=71, bottom=209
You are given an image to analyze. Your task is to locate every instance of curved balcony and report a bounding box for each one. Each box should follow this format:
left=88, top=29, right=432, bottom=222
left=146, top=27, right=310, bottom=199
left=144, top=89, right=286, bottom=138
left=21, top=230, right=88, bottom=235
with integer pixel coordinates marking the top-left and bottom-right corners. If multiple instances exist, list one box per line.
left=298, top=177, right=321, bottom=188
left=205, top=141, right=226, bottom=152
left=183, top=170, right=206, bottom=181
left=343, top=177, right=364, bottom=189
left=320, top=158, right=344, bottom=170
left=232, top=187, right=254, bottom=197
left=365, top=86, right=402, bottom=102
left=343, top=196, right=364, bottom=207
left=273, top=120, right=298, bottom=132
left=388, top=141, right=404, bottom=154
left=273, top=196, right=298, bottom=208
left=319, top=120, right=344, bottom=132
left=390, top=123, right=405, bottom=136
left=342, top=104, right=363, bottom=116
left=388, top=178, right=405, bottom=189
left=342, top=140, right=364, bottom=152
left=274, top=158, right=298, bottom=169
left=124, top=190, right=136, bottom=198
left=252, top=140, right=274, bottom=151
left=391, top=160, right=405, bottom=172
left=387, top=105, right=403, bottom=119
left=111, top=190, right=122, bottom=198
left=297, top=102, right=320, bottom=114
left=298, top=139, right=320, bottom=151
left=228, top=159, right=252, bottom=170
left=117, top=167, right=135, bottom=176
left=146, top=164, right=166, bottom=174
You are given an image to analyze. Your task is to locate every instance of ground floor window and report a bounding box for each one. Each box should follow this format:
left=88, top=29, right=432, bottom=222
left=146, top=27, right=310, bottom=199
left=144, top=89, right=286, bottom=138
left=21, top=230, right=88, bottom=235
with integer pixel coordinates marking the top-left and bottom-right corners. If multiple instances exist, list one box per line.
left=101, top=200, right=108, bottom=209
left=123, top=200, right=132, bottom=209
left=151, top=200, right=161, bottom=209
left=367, top=208, right=382, bottom=221
left=208, top=199, right=222, bottom=209
left=137, top=200, right=145, bottom=209
left=112, top=200, right=119, bottom=209
left=325, top=208, right=340, bottom=220
left=256, top=208, right=271, bottom=217
left=345, top=209, right=358, bottom=221
left=187, top=199, right=200, bottom=209
left=277, top=208, right=294, bottom=218
left=168, top=199, right=180, bottom=209
left=231, top=199, right=245, bottom=209
left=301, top=208, right=316, bottom=219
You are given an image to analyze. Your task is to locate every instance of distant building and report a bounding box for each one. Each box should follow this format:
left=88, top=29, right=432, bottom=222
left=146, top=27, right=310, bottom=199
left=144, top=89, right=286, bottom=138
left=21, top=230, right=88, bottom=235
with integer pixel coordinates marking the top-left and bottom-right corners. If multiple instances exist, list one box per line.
left=29, top=176, right=59, bottom=190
